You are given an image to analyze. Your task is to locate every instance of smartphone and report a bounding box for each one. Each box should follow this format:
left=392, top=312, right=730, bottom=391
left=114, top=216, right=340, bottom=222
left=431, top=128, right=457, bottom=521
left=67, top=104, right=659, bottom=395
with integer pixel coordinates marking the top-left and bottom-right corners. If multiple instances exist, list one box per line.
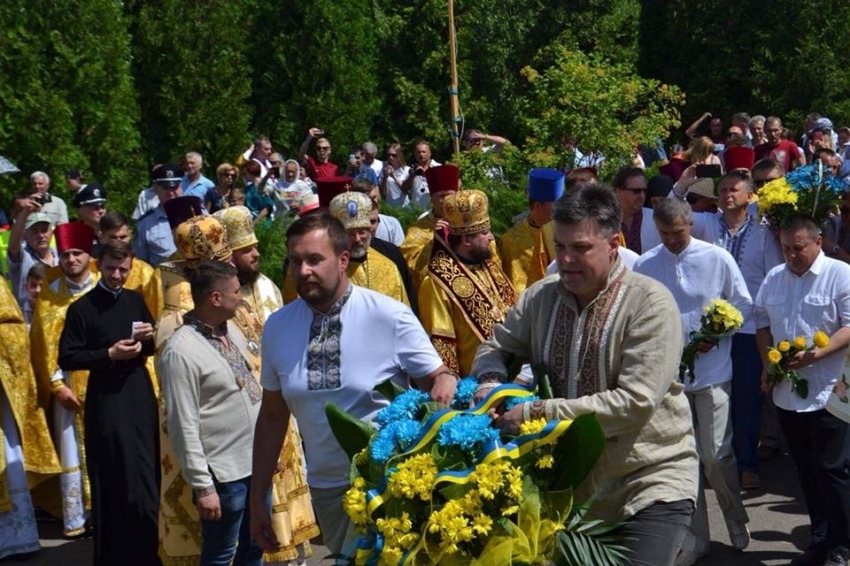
left=695, top=164, right=722, bottom=178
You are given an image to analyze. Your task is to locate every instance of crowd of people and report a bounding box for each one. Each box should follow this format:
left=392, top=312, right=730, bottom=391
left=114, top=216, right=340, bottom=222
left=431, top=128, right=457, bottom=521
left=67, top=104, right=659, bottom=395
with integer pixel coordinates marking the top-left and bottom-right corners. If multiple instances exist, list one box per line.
left=1, top=112, right=850, bottom=566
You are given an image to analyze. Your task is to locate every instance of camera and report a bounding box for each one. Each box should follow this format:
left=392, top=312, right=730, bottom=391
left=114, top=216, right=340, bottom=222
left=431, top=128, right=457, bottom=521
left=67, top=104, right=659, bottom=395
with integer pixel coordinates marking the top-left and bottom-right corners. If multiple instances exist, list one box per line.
left=33, top=193, right=53, bottom=205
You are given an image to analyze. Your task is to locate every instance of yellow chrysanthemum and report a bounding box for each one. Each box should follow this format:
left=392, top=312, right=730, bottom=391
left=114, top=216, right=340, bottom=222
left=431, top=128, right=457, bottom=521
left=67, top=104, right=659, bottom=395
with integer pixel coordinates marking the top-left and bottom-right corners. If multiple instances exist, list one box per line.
left=767, top=348, right=782, bottom=365
left=813, top=330, right=830, bottom=349
left=536, top=454, right=555, bottom=469
left=342, top=481, right=369, bottom=526
left=519, top=418, right=547, bottom=436
left=702, top=299, right=744, bottom=334
left=388, top=453, right=437, bottom=501
left=794, top=336, right=807, bottom=350
left=778, top=340, right=791, bottom=353
left=757, top=178, right=798, bottom=214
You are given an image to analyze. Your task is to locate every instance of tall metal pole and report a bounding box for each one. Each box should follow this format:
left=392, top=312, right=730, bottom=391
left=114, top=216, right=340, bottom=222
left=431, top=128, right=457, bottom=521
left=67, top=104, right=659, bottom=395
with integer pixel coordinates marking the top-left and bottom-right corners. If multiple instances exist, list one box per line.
left=447, top=0, right=461, bottom=159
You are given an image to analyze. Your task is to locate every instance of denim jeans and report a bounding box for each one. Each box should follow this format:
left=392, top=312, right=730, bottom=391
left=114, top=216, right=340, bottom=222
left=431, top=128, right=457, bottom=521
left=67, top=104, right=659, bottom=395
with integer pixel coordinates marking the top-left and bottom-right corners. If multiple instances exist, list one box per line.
left=199, top=475, right=262, bottom=566
left=730, top=333, right=764, bottom=473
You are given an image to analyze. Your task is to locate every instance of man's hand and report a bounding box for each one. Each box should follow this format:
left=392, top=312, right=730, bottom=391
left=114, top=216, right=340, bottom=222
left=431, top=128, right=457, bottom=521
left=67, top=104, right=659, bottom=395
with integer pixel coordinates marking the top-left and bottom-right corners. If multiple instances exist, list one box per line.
left=132, top=322, right=155, bottom=342
left=786, top=349, right=818, bottom=370
left=108, top=339, right=142, bottom=361
left=15, top=196, right=42, bottom=221
left=761, top=370, right=775, bottom=393
left=196, top=492, right=221, bottom=521
left=696, top=338, right=719, bottom=354
left=55, top=385, right=82, bottom=411
left=308, top=127, right=323, bottom=138
left=494, top=404, right=524, bottom=434
left=430, top=372, right=458, bottom=405
left=250, top=507, right=281, bottom=552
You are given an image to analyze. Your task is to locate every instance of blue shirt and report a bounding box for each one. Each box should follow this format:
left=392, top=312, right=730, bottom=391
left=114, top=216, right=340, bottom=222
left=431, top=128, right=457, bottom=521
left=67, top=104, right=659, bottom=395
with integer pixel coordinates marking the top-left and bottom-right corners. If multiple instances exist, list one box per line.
left=133, top=207, right=175, bottom=267
left=182, top=174, right=215, bottom=200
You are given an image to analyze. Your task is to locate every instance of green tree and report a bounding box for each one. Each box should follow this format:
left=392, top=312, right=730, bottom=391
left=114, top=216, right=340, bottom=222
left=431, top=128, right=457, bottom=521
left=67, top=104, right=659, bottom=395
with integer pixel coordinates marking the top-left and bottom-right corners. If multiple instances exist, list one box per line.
left=517, top=43, right=685, bottom=177
left=127, top=0, right=253, bottom=170
left=0, top=0, right=141, bottom=212
left=249, top=0, right=381, bottom=161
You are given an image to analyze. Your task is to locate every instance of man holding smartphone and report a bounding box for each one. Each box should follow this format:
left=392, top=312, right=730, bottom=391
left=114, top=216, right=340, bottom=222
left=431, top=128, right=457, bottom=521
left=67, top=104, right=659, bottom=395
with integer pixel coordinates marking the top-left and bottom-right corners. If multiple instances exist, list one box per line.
left=298, top=127, right=340, bottom=181
left=58, top=239, right=160, bottom=565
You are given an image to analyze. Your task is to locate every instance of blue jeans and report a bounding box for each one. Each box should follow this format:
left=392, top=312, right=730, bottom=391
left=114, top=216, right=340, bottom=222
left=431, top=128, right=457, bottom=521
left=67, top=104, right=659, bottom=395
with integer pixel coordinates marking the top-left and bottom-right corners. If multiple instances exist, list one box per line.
left=199, top=475, right=262, bottom=566
left=731, top=333, right=763, bottom=473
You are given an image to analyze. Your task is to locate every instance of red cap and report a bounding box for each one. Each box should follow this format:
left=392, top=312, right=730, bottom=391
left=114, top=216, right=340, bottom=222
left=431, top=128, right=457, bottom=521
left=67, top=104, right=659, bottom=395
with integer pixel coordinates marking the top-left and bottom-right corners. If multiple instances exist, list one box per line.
left=723, top=147, right=755, bottom=172
left=317, top=176, right=354, bottom=208
left=424, top=165, right=460, bottom=195
left=55, top=222, right=94, bottom=255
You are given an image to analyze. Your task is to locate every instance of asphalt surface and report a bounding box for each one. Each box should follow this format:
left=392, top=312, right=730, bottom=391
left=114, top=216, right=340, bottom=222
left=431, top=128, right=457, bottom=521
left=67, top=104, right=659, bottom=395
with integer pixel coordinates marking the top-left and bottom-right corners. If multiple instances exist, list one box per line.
left=14, top=451, right=812, bottom=565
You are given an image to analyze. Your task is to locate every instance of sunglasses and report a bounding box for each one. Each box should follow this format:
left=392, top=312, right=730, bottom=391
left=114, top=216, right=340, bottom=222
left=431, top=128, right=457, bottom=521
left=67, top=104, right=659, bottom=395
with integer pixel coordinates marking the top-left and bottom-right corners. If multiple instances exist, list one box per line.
left=618, top=187, right=646, bottom=194
left=317, top=146, right=331, bottom=151
left=387, top=153, right=398, bottom=157
left=754, top=178, right=779, bottom=188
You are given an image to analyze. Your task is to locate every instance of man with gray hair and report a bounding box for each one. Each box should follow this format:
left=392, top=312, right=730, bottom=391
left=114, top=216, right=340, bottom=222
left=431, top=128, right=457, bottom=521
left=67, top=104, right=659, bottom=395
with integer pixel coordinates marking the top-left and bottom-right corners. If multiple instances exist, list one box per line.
left=750, top=115, right=766, bottom=147
left=361, top=141, right=383, bottom=183
left=472, top=183, right=699, bottom=566
left=181, top=152, right=215, bottom=200
left=634, top=198, right=752, bottom=565
left=29, top=170, right=69, bottom=225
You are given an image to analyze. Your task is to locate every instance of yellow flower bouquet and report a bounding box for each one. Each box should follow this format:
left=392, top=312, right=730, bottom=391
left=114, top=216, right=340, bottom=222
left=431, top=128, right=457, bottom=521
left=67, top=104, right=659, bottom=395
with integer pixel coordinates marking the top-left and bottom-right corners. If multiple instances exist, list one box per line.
left=765, top=330, right=830, bottom=398
left=326, top=378, right=628, bottom=566
left=757, top=164, right=845, bottom=230
left=680, top=298, right=744, bottom=383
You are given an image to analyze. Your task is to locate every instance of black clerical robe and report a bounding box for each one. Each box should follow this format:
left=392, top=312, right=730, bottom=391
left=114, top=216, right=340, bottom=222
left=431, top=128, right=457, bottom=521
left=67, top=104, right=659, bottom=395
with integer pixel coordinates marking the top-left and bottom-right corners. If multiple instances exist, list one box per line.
left=58, top=282, right=161, bottom=566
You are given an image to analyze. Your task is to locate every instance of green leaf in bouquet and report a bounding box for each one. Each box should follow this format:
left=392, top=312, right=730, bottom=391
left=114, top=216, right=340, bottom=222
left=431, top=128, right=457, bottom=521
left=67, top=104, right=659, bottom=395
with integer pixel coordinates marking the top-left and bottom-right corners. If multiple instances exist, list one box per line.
left=552, top=497, right=631, bottom=566
left=549, top=414, right=605, bottom=492
left=532, top=363, right=554, bottom=400
left=325, top=402, right=375, bottom=463
left=373, top=379, right=406, bottom=402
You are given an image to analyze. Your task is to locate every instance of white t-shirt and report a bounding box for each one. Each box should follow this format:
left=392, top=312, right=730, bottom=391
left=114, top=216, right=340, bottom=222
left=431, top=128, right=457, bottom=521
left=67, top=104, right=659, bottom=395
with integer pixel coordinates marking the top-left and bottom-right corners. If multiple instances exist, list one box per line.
left=376, top=214, right=404, bottom=246
left=260, top=285, right=443, bottom=487
left=410, top=160, right=441, bottom=209
left=384, top=166, right=411, bottom=208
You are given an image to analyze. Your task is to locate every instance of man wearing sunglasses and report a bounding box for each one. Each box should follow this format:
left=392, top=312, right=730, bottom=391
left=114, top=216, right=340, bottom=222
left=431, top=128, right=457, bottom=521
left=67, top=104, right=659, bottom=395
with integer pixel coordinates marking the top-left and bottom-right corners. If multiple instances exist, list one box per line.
left=299, top=127, right=340, bottom=182
left=613, top=166, right=661, bottom=254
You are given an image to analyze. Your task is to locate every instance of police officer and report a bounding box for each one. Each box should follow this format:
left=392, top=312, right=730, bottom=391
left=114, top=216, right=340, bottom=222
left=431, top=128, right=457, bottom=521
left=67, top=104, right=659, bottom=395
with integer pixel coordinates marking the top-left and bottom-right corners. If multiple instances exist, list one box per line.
left=133, top=164, right=184, bottom=267
left=73, top=181, right=108, bottom=257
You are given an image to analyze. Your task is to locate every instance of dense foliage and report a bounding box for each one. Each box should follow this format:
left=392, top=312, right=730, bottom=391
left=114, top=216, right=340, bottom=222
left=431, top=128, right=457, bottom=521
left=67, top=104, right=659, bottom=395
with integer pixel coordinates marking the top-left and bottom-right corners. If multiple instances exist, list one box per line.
left=1, top=0, right=845, bottom=225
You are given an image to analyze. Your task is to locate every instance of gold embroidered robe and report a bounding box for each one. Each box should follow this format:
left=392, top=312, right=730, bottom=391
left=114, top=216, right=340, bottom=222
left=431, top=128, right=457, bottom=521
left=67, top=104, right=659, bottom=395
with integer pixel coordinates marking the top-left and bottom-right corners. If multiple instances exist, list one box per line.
left=155, top=266, right=317, bottom=565
left=0, top=283, right=60, bottom=512
left=348, top=250, right=410, bottom=307
left=123, top=257, right=163, bottom=397
left=419, top=236, right=516, bottom=376
left=29, top=263, right=101, bottom=520
left=499, top=218, right=555, bottom=295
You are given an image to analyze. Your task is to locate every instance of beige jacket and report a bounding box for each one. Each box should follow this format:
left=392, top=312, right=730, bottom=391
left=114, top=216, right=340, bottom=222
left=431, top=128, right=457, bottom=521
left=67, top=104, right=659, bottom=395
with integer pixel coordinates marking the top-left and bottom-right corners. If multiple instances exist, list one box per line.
left=472, top=263, right=698, bottom=521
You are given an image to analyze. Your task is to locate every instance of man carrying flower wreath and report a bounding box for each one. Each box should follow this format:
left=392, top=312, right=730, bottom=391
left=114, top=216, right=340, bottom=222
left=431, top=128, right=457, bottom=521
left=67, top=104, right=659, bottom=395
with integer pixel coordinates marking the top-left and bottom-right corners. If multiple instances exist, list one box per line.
left=755, top=214, right=850, bottom=566
left=472, top=184, right=699, bottom=566
left=250, top=213, right=458, bottom=556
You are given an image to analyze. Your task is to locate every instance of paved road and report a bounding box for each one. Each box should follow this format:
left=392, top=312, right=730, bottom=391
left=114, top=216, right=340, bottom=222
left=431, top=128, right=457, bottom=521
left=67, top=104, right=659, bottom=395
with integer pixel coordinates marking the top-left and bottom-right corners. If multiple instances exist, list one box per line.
left=18, top=452, right=811, bottom=565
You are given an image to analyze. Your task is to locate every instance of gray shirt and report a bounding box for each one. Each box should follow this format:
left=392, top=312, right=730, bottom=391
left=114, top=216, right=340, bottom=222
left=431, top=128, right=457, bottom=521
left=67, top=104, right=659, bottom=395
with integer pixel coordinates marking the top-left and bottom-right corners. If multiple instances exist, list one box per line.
left=7, top=243, right=57, bottom=308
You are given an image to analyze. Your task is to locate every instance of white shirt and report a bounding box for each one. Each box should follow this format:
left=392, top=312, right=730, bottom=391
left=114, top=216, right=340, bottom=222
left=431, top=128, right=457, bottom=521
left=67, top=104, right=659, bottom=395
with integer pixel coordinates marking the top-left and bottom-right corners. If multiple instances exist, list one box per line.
left=634, top=238, right=752, bottom=390
left=691, top=212, right=784, bottom=334
left=410, top=160, right=441, bottom=209
left=376, top=214, right=404, bottom=246
left=261, top=285, right=443, bottom=488
left=755, top=252, right=850, bottom=412
left=384, top=166, right=411, bottom=208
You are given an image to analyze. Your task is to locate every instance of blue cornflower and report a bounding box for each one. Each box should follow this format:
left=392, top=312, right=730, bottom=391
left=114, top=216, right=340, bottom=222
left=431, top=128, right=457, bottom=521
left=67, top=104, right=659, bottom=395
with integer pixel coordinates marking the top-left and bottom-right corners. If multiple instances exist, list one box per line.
left=452, top=377, right=478, bottom=408
left=370, top=418, right=421, bottom=464
left=437, top=414, right=499, bottom=454
left=375, top=390, right=429, bottom=427
left=505, top=394, right=539, bottom=411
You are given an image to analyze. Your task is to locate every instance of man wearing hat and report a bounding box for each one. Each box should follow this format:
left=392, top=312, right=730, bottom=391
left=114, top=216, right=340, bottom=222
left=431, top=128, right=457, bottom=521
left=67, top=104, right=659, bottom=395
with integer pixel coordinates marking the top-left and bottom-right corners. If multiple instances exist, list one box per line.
left=500, top=169, right=564, bottom=295
left=30, top=222, right=99, bottom=537
left=400, top=164, right=459, bottom=290
left=133, top=163, right=185, bottom=267
left=6, top=196, right=58, bottom=309
left=214, top=206, right=320, bottom=564
left=419, top=190, right=516, bottom=376
left=328, top=191, right=410, bottom=306
left=72, top=181, right=108, bottom=257
left=65, top=169, right=85, bottom=193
